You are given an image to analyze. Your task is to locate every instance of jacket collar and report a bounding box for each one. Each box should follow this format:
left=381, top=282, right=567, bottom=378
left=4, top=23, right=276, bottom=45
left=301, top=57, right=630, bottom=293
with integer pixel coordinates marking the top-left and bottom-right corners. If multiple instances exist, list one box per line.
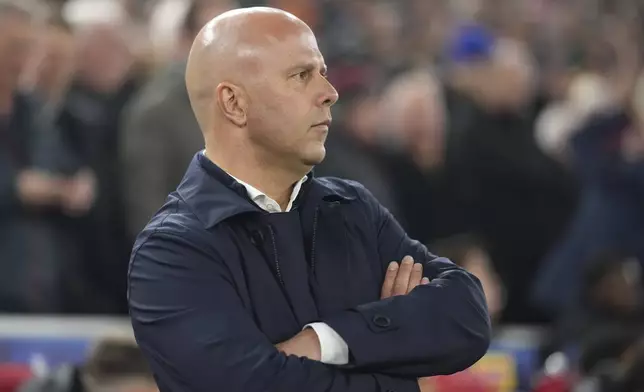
left=176, top=152, right=355, bottom=229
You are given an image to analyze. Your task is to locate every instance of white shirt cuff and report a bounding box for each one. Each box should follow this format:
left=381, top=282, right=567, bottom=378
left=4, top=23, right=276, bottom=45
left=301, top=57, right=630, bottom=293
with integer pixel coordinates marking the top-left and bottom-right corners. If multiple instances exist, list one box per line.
left=304, top=322, right=349, bottom=365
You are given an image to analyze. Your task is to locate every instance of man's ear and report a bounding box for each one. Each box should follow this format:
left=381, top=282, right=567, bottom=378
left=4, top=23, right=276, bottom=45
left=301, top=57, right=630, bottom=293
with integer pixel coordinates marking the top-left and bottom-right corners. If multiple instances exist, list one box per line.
left=216, top=82, right=247, bottom=127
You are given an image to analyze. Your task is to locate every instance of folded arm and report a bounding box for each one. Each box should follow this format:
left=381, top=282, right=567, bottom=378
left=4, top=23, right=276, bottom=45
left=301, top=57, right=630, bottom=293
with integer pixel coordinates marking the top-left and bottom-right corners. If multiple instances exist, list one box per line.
left=128, top=229, right=420, bottom=392
left=321, top=183, right=491, bottom=377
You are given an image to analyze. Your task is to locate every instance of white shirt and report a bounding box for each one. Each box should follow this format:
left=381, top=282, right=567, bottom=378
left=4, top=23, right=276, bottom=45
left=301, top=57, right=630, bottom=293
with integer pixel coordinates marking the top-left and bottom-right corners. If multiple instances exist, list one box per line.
left=230, top=174, right=350, bottom=366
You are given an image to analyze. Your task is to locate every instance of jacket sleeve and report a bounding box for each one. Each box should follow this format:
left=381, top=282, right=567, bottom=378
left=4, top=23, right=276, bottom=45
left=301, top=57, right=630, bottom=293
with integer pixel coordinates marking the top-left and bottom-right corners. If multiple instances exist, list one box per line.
left=128, top=229, right=419, bottom=392
left=322, top=182, right=491, bottom=378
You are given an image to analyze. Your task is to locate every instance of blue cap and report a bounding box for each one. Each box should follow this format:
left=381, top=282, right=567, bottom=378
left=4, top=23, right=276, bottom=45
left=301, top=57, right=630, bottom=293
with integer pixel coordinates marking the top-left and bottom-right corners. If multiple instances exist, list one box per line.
left=449, top=24, right=496, bottom=63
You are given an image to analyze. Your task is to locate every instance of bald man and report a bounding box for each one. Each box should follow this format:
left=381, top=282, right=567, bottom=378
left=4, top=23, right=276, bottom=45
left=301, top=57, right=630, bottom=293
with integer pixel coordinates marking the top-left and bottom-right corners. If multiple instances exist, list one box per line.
left=127, top=7, right=490, bottom=392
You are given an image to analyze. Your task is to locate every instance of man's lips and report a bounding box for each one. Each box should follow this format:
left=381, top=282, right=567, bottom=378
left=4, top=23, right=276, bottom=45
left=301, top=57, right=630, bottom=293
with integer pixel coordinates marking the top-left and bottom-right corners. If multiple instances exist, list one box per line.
left=312, top=119, right=332, bottom=127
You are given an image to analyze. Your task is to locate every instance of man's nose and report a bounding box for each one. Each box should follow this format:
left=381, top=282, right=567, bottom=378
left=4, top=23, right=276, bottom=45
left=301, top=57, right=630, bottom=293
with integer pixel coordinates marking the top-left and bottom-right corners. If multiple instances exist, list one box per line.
left=318, top=77, right=339, bottom=107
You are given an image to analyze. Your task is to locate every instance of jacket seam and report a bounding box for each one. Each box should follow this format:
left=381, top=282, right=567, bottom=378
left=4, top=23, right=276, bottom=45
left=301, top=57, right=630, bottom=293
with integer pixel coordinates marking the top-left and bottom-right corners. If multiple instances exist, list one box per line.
left=266, top=225, right=284, bottom=287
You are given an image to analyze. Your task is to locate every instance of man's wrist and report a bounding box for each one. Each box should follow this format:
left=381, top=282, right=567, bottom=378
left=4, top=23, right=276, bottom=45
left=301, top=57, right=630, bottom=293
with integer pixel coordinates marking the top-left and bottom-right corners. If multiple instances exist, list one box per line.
left=275, top=328, right=321, bottom=361
left=300, top=328, right=322, bottom=361
left=304, top=322, right=349, bottom=365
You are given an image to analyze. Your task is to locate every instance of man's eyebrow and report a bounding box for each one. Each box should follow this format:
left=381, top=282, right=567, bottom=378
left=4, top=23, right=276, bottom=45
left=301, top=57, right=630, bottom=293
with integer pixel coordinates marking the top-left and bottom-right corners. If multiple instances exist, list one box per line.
left=286, top=62, right=328, bottom=74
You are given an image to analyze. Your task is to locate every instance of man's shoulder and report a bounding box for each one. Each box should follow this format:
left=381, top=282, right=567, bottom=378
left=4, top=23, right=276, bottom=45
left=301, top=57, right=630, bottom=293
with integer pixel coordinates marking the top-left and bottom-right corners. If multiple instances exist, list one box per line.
left=132, top=193, right=218, bottom=253
left=312, top=176, right=377, bottom=205
left=129, top=193, right=244, bottom=277
left=314, top=176, right=363, bottom=195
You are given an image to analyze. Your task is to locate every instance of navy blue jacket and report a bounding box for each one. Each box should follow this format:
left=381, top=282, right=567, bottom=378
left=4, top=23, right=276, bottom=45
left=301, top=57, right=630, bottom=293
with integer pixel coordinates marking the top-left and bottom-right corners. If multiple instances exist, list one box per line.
left=128, top=153, right=491, bottom=392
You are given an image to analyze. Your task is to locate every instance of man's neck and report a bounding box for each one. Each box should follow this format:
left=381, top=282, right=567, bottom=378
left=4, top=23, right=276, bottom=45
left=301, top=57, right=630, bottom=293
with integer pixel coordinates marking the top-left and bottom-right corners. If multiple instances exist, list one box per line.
left=204, top=149, right=305, bottom=211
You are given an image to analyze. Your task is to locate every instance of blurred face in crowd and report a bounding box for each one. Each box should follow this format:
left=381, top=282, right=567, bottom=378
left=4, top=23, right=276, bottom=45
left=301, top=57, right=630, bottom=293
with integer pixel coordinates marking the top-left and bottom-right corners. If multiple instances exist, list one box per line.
left=366, top=1, right=402, bottom=60
left=345, top=94, right=381, bottom=145
left=0, top=9, right=34, bottom=93
left=379, top=70, right=446, bottom=169
left=451, top=38, right=536, bottom=112
left=21, top=24, right=75, bottom=99
left=241, top=18, right=339, bottom=170
left=75, top=24, right=134, bottom=92
left=407, top=1, right=451, bottom=63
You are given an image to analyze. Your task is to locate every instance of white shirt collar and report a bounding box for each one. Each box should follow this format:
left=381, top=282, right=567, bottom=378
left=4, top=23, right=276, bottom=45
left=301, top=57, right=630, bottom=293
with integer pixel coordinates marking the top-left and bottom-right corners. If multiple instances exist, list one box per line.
left=230, top=174, right=308, bottom=213
left=200, top=151, right=307, bottom=213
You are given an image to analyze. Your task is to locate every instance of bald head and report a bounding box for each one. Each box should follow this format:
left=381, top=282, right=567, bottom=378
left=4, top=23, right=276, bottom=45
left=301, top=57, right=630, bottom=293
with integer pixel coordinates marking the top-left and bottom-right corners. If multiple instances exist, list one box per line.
left=185, top=7, right=312, bottom=134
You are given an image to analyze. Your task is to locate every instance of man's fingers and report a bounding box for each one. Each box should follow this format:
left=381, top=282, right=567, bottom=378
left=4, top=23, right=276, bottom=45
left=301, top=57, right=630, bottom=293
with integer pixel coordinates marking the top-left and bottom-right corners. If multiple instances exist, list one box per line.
left=381, top=261, right=399, bottom=299
left=392, top=256, right=414, bottom=296
left=407, top=261, right=424, bottom=292
left=382, top=256, right=429, bottom=299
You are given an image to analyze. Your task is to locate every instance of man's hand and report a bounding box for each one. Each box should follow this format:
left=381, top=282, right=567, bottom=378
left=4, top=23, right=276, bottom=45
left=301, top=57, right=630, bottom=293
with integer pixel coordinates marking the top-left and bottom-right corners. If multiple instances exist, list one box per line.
left=275, top=328, right=321, bottom=361
left=17, top=170, right=65, bottom=207
left=418, top=376, right=435, bottom=392
left=381, top=255, right=430, bottom=299
left=61, top=168, right=97, bottom=216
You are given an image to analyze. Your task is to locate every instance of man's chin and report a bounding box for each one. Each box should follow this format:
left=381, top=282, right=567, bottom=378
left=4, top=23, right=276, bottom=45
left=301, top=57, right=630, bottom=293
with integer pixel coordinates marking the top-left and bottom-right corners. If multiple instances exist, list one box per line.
left=301, top=147, right=326, bottom=167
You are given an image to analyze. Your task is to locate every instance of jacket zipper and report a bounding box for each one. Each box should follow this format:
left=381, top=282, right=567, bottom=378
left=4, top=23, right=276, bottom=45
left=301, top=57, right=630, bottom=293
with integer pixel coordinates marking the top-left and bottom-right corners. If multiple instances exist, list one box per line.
left=266, top=225, right=285, bottom=287
left=265, top=225, right=301, bottom=325
left=310, top=206, right=321, bottom=272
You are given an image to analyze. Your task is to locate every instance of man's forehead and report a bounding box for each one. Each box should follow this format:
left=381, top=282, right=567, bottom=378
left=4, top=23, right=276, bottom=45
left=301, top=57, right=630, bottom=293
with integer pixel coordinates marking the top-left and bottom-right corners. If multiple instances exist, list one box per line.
left=272, top=32, right=324, bottom=65
left=217, top=22, right=326, bottom=77
left=296, top=29, right=319, bottom=51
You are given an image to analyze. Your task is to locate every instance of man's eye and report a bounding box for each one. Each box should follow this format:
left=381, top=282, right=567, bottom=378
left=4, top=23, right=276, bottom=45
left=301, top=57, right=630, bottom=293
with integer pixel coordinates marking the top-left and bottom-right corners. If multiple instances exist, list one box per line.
left=296, top=70, right=310, bottom=81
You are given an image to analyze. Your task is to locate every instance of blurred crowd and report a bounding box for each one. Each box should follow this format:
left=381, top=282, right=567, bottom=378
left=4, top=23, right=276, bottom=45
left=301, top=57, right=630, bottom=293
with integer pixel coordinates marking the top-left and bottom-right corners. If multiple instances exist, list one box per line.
left=3, top=335, right=158, bottom=392
left=1, top=0, right=644, bottom=389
